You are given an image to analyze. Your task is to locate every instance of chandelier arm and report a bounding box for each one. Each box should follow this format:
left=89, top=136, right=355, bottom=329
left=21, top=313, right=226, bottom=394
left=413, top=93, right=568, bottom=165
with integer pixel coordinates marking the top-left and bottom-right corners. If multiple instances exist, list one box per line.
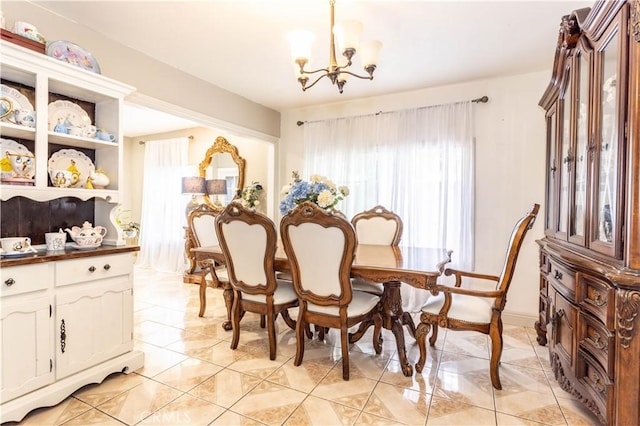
left=302, top=73, right=331, bottom=91
left=299, top=66, right=333, bottom=75
left=338, top=69, right=375, bottom=80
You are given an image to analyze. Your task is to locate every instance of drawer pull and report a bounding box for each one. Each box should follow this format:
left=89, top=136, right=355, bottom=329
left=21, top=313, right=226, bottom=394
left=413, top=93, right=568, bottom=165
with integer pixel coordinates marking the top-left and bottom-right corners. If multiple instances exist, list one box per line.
left=554, top=269, right=563, bottom=280
left=60, top=319, right=66, bottom=353
left=4, top=278, right=15, bottom=286
left=104, top=264, right=111, bottom=271
left=592, top=289, right=606, bottom=306
left=88, top=266, right=96, bottom=273
left=592, top=332, right=608, bottom=351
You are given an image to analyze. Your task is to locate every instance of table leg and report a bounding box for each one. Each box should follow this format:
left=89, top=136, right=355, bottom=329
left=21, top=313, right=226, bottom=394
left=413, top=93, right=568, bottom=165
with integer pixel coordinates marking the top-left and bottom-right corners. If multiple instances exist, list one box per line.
left=383, top=281, right=413, bottom=376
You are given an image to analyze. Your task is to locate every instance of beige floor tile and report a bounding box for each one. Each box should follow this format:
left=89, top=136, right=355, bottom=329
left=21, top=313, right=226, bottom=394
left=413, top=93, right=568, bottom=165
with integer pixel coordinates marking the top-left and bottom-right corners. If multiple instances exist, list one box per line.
left=73, top=372, right=147, bottom=406
left=230, top=381, right=306, bottom=424
left=500, top=346, right=545, bottom=370
left=138, top=324, right=188, bottom=347
left=438, top=352, right=494, bottom=376
left=137, top=393, right=226, bottom=425
left=494, top=364, right=554, bottom=396
left=190, top=340, right=253, bottom=367
left=266, top=358, right=333, bottom=393
left=442, top=332, right=489, bottom=359
left=134, top=345, right=189, bottom=378
left=494, top=389, right=565, bottom=425
left=188, top=368, right=262, bottom=408
left=354, top=411, right=403, bottom=425
left=8, top=397, right=91, bottom=426
left=427, top=395, right=497, bottom=425
left=95, top=379, right=183, bottom=425
left=62, top=408, right=124, bottom=425
left=496, top=412, right=556, bottom=425
left=153, top=357, right=223, bottom=392
left=228, top=355, right=288, bottom=379
left=380, top=361, right=437, bottom=394
left=210, top=410, right=265, bottom=425
left=556, top=396, right=600, bottom=425
left=284, top=395, right=361, bottom=426
left=311, top=368, right=378, bottom=410
left=432, top=369, right=495, bottom=410
left=346, top=351, right=392, bottom=381
left=363, top=382, right=430, bottom=425
left=164, top=330, right=222, bottom=356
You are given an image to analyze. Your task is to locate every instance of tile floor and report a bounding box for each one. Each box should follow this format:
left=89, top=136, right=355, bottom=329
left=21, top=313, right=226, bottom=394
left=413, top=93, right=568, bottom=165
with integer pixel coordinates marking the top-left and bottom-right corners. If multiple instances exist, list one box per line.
left=10, top=267, right=599, bottom=425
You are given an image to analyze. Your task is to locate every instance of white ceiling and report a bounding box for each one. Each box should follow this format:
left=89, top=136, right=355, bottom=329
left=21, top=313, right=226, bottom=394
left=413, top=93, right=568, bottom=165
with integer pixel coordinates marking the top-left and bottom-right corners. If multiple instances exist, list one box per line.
left=32, top=0, right=592, bottom=135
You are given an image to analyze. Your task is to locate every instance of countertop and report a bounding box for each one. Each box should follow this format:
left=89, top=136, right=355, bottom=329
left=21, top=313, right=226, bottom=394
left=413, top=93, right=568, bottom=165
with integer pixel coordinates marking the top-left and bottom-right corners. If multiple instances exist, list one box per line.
left=0, top=245, right=140, bottom=267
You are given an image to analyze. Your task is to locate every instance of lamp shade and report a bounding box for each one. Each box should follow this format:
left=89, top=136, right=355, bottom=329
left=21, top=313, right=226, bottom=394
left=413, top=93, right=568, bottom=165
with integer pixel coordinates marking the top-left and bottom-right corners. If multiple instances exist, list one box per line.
left=206, top=179, right=227, bottom=195
left=181, top=176, right=205, bottom=195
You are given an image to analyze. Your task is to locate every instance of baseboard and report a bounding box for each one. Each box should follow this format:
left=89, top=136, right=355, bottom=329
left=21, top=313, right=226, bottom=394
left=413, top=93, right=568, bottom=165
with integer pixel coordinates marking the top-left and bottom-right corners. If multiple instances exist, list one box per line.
left=502, top=312, right=538, bottom=328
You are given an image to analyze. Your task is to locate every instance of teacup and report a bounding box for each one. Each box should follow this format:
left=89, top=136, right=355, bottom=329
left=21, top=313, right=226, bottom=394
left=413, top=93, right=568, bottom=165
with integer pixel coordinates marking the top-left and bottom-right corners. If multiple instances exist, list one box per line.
left=74, top=235, right=102, bottom=246
left=67, top=126, right=84, bottom=137
left=97, top=130, right=116, bottom=142
left=13, top=109, right=36, bottom=127
left=0, top=237, right=33, bottom=254
left=45, top=231, right=66, bottom=251
left=51, top=169, right=79, bottom=188
left=6, top=150, right=35, bottom=178
left=83, top=125, right=97, bottom=138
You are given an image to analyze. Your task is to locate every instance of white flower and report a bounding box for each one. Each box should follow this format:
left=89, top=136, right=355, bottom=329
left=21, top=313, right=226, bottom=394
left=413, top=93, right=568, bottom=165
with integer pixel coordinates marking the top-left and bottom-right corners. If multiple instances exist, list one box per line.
left=254, top=200, right=260, bottom=206
left=339, top=186, right=349, bottom=196
left=310, top=174, right=323, bottom=183
left=316, top=189, right=335, bottom=208
left=281, top=184, right=291, bottom=195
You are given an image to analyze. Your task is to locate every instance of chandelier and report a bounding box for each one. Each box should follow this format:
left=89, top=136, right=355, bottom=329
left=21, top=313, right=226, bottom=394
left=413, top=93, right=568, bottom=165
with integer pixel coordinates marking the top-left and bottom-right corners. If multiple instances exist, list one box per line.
left=287, top=0, right=382, bottom=93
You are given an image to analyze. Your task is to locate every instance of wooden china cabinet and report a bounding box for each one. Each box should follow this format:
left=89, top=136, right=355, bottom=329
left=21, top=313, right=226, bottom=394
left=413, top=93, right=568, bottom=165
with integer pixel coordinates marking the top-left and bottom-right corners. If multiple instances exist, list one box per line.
left=535, top=1, right=640, bottom=424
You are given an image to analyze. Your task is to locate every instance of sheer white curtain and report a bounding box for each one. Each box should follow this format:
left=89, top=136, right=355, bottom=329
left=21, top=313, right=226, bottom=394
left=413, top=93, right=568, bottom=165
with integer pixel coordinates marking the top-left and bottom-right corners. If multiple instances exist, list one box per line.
left=304, top=102, right=474, bottom=311
left=137, top=137, right=189, bottom=273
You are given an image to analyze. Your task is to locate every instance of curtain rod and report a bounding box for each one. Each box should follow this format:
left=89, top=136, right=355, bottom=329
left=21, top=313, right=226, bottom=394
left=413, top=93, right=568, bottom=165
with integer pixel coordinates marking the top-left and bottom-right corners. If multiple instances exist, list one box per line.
left=138, top=135, right=194, bottom=145
left=296, top=95, right=489, bottom=126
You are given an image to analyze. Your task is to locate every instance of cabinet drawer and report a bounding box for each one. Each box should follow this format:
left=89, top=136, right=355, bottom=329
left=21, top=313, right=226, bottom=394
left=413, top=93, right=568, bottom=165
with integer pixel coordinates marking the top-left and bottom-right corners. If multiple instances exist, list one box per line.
left=548, top=258, right=576, bottom=300
left=55, top=253, right=134, bottom=287
left=578, top=312, right=614, bottom=379
left=577, top=273, right=614, bottom=331
left=576, top=348, right=613, bottom=421
left=0, top=263, right=51, bottom=297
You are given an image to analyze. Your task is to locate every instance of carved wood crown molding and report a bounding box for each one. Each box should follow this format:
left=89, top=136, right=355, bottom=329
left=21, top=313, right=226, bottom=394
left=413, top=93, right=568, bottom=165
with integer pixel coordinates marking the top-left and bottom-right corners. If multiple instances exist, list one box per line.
left=617, top=290, right=640, bottom=348
left=561, top=13, right=582, bottom=49
left=632, top=0, right=640, bottom=42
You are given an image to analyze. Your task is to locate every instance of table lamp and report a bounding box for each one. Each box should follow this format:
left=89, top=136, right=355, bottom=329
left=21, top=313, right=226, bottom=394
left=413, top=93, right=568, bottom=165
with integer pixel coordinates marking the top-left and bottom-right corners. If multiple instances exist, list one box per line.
left=206, top=179, right=227, bottom=206
left=182, top=176, right=206, bottom=217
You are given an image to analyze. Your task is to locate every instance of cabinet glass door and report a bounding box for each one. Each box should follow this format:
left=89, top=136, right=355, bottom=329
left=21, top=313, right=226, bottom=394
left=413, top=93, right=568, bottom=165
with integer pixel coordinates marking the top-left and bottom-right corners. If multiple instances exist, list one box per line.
left=545, top=107, right=558, bottom=234
left=571, top=48, right=590, bottom=242
left=558, top=70, right=571, bottom=238
left=591, top=22, right=624, bottom=258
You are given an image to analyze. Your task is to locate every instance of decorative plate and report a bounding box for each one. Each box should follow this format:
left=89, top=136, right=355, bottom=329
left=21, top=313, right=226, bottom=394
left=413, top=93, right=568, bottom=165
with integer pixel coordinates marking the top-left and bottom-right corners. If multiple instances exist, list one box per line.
left=1, top=138, right=35, bottom=180
left=46, top=40, right=101, bottom=74
left=48, top=100, right=91, bottom=132
left=48, top=149, right=95, bottom=189
left=0, top=250, right=38, bottom=259
left=0, top=84, right=34, bottom=122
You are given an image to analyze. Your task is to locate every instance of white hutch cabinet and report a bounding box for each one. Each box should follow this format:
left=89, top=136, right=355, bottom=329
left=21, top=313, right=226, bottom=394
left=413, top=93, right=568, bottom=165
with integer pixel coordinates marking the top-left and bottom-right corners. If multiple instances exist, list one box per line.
left=0, top=40, right=144, bottom=423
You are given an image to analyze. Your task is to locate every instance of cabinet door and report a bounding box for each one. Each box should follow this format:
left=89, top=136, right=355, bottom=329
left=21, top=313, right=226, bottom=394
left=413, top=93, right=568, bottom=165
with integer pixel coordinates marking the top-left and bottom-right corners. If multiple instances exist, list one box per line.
left=589, top=10, right=628, bottom=258
left=55, top=279, right=133, bottom=380
left=0, top=296, right=53, bottom=402
left=569, top=42, right=592, bottom=245
left=544, top=105, right=559, bottom=235
left=549, top=286, right=578, bottom=368
left=556, top=65, right=572, bottom=240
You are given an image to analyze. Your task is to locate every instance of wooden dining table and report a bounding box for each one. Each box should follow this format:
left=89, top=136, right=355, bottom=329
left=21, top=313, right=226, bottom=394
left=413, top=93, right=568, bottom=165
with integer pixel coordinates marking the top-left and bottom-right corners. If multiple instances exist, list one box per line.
left=192, top=244, right=452, bottom=376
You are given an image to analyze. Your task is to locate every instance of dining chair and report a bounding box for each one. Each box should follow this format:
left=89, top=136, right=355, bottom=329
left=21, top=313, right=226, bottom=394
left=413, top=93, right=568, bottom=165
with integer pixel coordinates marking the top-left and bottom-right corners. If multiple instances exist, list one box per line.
left=280, top=201, right=383, bottom=380
left=415, top=204, right=540, bottom=389
left=350, top=205, right=416, bottom=335
left=188, top=204, right=231, bottom=319
left=216, top=202, right=299, bottom=360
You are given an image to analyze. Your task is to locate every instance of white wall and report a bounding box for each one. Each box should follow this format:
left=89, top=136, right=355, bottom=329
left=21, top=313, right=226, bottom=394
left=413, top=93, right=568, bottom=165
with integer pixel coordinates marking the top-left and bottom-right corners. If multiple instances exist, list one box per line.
left=278, top=71, right=549, bottom=323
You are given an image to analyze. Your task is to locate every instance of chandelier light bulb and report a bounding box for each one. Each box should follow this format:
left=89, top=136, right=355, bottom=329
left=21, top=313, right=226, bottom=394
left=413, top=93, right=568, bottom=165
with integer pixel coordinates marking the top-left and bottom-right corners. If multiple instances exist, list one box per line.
left=287, top=30, right=315, bottom=64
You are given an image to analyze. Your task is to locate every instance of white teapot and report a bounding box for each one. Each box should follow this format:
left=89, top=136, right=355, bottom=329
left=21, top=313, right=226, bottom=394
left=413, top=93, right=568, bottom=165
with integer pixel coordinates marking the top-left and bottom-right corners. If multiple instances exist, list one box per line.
left=65, top=221, right=107, bottom=244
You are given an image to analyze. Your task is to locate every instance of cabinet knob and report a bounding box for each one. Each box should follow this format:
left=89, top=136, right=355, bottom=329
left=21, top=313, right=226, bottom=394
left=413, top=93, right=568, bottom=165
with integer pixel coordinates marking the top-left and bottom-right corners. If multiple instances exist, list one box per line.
left=554, top=269, right=563, bottom=280
left=4, top=278, right=15, bottom=286
left=104, top=264, right=111, bottom=271
left=88, top=266, right=96, bottom=273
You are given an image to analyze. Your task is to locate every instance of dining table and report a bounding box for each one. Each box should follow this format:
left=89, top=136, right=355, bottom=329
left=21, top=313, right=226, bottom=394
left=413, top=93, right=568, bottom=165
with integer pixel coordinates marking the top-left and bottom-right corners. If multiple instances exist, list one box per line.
left=192, top=244, right=452, bottom=376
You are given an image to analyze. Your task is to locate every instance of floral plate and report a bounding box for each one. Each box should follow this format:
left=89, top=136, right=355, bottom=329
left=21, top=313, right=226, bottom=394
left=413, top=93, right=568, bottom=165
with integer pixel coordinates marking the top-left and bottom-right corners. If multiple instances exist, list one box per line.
left=48, top=149, right=95, bottom=188
left=0, top=84, right=34, bottom=122
left=48, top=100, right=91, bottom=132
left=46, top=40, right=101, bottom=74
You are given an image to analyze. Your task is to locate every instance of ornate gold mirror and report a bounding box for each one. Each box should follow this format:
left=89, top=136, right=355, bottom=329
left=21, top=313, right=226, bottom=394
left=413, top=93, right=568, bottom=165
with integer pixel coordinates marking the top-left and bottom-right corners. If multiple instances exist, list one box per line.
left=198, top=136, right=246, bottom=211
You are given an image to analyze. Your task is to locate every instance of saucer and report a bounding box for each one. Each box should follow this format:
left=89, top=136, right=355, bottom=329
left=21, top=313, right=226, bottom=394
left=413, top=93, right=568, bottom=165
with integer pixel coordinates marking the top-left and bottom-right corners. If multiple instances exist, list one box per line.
left=1, top=250, right=38, bottom=258
left=70, top=243, right=101, bottom=250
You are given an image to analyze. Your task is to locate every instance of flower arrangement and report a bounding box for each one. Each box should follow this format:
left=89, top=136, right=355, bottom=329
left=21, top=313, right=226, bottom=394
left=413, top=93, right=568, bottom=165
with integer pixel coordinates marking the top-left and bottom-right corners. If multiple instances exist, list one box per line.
left=115, top=208, right=140, bottom=238
left=238, top=181, right=263, bottom=209
left=279, top=171, right=349, bottom=215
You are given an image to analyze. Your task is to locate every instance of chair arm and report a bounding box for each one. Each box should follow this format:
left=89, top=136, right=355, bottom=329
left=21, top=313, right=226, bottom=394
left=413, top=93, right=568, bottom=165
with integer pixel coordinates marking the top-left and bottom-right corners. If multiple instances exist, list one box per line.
left=444, top=268, right=500, bottom=287
left=432, top=284, right=502, bottom=298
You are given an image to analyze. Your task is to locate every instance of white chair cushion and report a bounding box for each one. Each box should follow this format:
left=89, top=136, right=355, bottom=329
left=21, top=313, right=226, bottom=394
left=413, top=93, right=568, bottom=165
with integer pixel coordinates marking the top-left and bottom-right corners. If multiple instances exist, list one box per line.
left=307, top=290, right=380, bottom=316
left=213, top=267, right=229, bottom=282
left=350, top=277, right=384, bottom=295
left=222, top=221, right=267, bottom=286
left=192, top=214, right=218, bottom=246
left=241, top=280, right=298, bottom=305
left=276, top=271, right=293, bottom=281
left=355, top=217, right=398, bottom=245
left=420, top=291, right=495, bottom=324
